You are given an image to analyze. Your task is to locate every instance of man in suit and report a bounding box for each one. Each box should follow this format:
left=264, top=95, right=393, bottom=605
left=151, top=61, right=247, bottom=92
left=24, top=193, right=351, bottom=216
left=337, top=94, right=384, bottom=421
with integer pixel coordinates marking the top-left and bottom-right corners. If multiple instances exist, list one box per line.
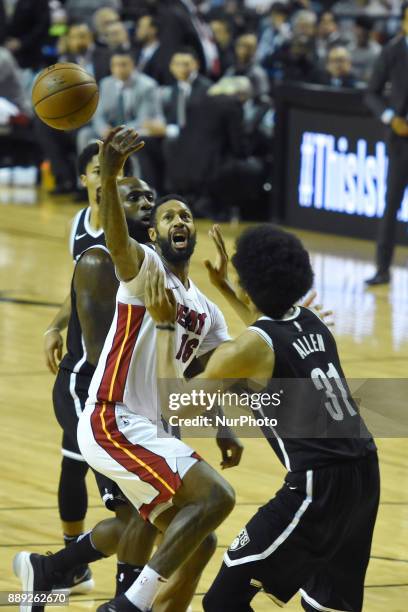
left=365, top=2, right=408, bottom=285
left=314, top=45, right=359, bottom=88
left=134, top=14, right=169, bottom=85
left=77, top=50, right=163, bottom=153
left=141, top=46, right=212, bottom=193
left=225, top=33, right=270, bottom=98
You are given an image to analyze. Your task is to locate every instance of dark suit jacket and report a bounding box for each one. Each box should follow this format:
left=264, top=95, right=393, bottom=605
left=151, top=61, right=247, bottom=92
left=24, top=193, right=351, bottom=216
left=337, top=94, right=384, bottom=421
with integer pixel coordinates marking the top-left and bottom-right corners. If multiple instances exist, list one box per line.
left=365, top=36, right=408, bottom=120
left=6, top=0, right=50, bottom=69
left=135, top=44, right=172, bottom=86
left=0, top=0, right=6, bottom=45
left=163, top=75, right=212, bottom=125
left=315, top=71, right=358, bottom=89
left=165, top=93, right=246, bottom=192
left=154, top=1, right=206, bottom=75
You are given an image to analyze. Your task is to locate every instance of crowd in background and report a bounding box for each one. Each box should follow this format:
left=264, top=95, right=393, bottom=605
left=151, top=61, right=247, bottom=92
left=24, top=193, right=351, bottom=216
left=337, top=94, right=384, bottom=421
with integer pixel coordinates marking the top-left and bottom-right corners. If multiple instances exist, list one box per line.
left=0, top=0, right=404, bottom=219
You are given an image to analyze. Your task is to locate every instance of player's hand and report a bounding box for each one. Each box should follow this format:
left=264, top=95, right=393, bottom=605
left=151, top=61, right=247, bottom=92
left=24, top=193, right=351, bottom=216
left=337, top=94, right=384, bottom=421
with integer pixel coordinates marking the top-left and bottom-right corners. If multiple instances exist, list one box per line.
left=145, top=269, right=177, bottom=324
left=391, top=117, right=408, bottom=138
left=301, top=290, right=334, bottom=326
left=98, top=126, right=145, bottom=178
left=216, top=427, right=244, bottom=469
left=204, top=225, right=230, bottom=288
left=44, top=329, right=63, bottom=375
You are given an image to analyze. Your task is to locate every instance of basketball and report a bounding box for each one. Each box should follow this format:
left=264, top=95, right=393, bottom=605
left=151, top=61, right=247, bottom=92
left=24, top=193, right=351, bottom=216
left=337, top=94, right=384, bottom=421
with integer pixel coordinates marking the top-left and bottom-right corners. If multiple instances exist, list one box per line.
left=32, top=63, right=99, bottom=131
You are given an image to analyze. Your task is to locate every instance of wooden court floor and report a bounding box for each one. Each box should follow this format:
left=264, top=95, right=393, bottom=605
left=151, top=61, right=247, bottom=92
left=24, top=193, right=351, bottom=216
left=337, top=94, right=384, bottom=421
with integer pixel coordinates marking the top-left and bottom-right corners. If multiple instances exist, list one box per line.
left=0, top=189, right=407, bottom=611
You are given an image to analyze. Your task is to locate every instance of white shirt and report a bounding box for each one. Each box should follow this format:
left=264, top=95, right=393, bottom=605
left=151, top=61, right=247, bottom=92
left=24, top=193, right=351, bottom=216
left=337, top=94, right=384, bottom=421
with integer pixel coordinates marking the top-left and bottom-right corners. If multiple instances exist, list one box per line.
left=87, top=245, right=230, bottom=421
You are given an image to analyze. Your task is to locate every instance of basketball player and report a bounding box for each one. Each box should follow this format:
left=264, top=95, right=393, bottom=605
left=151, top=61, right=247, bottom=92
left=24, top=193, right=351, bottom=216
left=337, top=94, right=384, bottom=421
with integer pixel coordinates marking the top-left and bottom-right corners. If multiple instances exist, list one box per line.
left=146, top=224, right=380, bottom=612
left=13, top=128, right=243, bottom=612
left=42, top=144, right=152, bottom=595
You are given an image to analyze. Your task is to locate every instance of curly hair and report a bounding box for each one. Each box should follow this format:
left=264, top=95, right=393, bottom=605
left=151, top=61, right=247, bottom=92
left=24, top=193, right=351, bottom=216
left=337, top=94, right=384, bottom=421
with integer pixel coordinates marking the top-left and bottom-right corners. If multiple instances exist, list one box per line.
left=232, top=225, right=314, bottom=319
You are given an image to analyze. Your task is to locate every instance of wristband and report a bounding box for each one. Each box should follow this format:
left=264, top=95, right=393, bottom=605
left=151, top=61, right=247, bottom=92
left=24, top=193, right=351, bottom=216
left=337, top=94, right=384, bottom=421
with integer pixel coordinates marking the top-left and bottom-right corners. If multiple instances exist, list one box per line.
left=44, top=327, right=60, bottom=336
left=156, top=324, right=176, bottom=331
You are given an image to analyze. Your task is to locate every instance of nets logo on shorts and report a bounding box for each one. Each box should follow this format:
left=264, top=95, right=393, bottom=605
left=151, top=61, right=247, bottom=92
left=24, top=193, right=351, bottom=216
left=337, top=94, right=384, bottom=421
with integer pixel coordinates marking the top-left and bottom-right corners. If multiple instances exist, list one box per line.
left=229, top=528, right=250, bottom=552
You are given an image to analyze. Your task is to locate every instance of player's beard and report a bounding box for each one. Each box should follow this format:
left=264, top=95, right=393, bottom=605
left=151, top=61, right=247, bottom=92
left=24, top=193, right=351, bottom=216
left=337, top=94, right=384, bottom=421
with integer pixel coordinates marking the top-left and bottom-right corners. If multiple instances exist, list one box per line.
left=156, top=232, right=197, bottom=264
left=126, top=217, right=150, bottom=244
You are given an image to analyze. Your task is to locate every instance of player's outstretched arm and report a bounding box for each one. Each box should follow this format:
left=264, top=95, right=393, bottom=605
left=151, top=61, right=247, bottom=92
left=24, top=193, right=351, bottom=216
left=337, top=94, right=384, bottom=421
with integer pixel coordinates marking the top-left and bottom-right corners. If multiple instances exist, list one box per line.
left=43, top=294, right=71, bottom=374
left=205, top=225, right=254, bottom=326
left=74, top=248, right=118, bottom=366
left=99, top=126, right=146, bottom=282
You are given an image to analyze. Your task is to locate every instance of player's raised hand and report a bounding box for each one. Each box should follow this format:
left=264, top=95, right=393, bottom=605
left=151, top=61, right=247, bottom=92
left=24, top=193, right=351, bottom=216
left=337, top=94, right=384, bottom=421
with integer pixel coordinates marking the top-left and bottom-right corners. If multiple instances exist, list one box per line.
left=145, top=269, right=177, bottom=324
left=44, top=329, right=63, bottom=374
left=205, top=225, right=230, bottom=288
left=301, top=290, right=334, bottom=326
left=98, top=126, right=145, bottom=178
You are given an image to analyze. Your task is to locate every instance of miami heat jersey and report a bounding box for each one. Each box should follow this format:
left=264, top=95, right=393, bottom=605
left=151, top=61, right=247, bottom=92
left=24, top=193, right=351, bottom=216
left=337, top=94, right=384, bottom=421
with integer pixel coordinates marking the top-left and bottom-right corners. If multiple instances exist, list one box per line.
left=87, top=245, right=230, bottom=422
left=69, top=206, right=106, bottom=261
left=248, top=307, right=376, bottom=472
left=60, top=208, right=106, bottom=379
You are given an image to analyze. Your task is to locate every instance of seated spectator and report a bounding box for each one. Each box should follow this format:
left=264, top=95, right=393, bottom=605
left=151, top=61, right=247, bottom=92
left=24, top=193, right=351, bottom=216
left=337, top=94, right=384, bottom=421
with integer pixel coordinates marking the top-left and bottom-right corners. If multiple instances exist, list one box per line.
left=91, top=19, right=136, bottom=82
left=77, top=50, right=163, bottom=159
left=225, top=33, right=270, bottom=98
left=4, top=0, right=50, bottom=70
left=65, top=0, right=121, bottom=28
left=141, top=47, right=212, bottom=192
left=92, top=6, right=121, bottom=47
left=349, top=16, right=381, bottom=82
left=264, top=34, right=318, bottom=87
left=0, top=46, right=31, bottom=118
left=316, top=11, right=349, bottom=63
left=210, top=17, right=235, bottom=73
left=314, top=45, right=360, bottom=88
left=59, top=23, right=97, bottom=76
left=160, top=47, right=213, bottom=131
left=134, top=14, right=169, bottom=85
left=292, top=9, right=317, bottom=39
left=256, top=2, right=291, bottom=64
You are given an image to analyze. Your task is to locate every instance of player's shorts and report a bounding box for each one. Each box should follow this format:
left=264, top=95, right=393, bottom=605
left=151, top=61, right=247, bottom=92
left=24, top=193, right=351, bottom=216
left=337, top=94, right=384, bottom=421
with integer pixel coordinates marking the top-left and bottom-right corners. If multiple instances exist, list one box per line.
left=77, top=402, right=201, bottom=522
left=53, top=367, right=127, bottom=511
left=203, top=453, right=380, bottom=612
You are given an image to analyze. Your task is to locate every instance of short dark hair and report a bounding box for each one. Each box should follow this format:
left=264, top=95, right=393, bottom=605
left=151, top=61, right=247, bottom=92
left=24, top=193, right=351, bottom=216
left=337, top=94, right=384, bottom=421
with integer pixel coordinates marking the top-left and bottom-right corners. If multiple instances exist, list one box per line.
left=355, top=16, right=373, bottom=31
left=172, top=46, right=199, bottom=61
left=232, top=225, right=314, bottom=319
left=110, top=49, right=134, bottom=60
left=270, top=2, right=288, bottom=16
left=150, top=194, right=191, bottom=226
left=77, top=142, right=132, bottom=176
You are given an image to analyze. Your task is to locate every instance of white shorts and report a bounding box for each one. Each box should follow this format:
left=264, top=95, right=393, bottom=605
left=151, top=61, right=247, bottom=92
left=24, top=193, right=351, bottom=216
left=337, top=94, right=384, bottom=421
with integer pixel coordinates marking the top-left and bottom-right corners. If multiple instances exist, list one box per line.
left=77, top=403, right=201, bottom=522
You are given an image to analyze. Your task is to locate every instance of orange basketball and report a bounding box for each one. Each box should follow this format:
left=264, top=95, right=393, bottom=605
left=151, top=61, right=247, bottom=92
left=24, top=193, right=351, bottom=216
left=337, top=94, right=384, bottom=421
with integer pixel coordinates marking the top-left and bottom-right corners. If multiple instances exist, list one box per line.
left=32, top=63, right=99, bottom=130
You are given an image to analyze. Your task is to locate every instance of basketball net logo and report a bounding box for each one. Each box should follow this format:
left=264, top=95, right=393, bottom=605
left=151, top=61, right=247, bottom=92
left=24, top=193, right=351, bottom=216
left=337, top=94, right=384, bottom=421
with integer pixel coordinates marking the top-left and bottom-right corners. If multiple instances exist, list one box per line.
left=229, top=528, right=250, bottom=552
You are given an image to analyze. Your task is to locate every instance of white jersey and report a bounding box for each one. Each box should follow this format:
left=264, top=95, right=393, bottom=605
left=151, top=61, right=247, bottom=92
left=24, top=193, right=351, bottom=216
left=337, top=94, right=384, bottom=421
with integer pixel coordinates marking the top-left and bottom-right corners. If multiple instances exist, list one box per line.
left=87, top=245, right=230, bottom=421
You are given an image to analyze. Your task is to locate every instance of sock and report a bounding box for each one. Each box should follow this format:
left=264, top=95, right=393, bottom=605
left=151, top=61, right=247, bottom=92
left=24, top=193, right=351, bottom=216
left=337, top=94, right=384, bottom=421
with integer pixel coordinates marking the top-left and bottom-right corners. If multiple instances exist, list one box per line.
left=125, top=565, right=167, bottom=612
left=115, top=563, right=143, bottom=596
left=43, top=531, right=105, bottom=578
left=63, top=534, right=81, bottom=547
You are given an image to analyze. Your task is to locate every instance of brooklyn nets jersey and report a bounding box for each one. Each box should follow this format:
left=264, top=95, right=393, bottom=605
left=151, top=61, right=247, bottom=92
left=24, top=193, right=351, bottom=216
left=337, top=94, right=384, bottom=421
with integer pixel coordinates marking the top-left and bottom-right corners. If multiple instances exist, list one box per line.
left=69, top=206, right=106, bottom=261
left=60, top=208, right=106, bottom=381
left=249, top=307, right=376, bottom=472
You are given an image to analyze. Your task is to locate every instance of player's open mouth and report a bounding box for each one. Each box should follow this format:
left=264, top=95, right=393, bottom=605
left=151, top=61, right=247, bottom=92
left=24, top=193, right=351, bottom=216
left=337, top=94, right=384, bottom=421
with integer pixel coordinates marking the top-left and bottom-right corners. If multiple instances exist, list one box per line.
left=171, top=229, right=189, bottom=249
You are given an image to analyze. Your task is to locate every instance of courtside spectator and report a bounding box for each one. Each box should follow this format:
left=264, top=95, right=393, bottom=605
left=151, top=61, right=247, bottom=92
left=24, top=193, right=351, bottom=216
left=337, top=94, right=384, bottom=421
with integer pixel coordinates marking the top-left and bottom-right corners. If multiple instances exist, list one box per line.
left=134, top=15, right=169, bottom=85
left=350, top=16, right=381, bottom=82
left=64, top=0, right=121, bottom=28
left=225, top=33, right=270, bottom=97
left=256, top=2, right=291, bottom=64
left=210, top=17, right=235, bottom=73
left=315, top=45, right=359, bottom=88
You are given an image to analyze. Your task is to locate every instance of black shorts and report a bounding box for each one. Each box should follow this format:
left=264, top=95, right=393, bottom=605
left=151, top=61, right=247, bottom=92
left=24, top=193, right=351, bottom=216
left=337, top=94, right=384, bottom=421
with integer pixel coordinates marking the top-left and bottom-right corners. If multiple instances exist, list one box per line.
left=204, top=453, right=380, bottom=612
left=53, top=367, right=127, bottom=511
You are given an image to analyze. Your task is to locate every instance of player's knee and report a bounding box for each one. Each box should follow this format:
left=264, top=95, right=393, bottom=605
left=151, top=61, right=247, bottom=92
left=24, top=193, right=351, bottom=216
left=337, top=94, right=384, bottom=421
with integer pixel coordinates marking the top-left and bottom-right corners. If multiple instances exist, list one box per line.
left=210, top=480, right=235, bottom=519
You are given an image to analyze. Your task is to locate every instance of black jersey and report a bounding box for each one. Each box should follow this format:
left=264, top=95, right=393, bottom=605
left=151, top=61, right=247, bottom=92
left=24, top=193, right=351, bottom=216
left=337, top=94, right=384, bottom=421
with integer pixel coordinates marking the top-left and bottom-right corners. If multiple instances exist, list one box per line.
left=249, top=306, right=376, bottom=472
left=59, top=208, right=106, bottom=383
left=69, top=207, right=106, bottom=261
